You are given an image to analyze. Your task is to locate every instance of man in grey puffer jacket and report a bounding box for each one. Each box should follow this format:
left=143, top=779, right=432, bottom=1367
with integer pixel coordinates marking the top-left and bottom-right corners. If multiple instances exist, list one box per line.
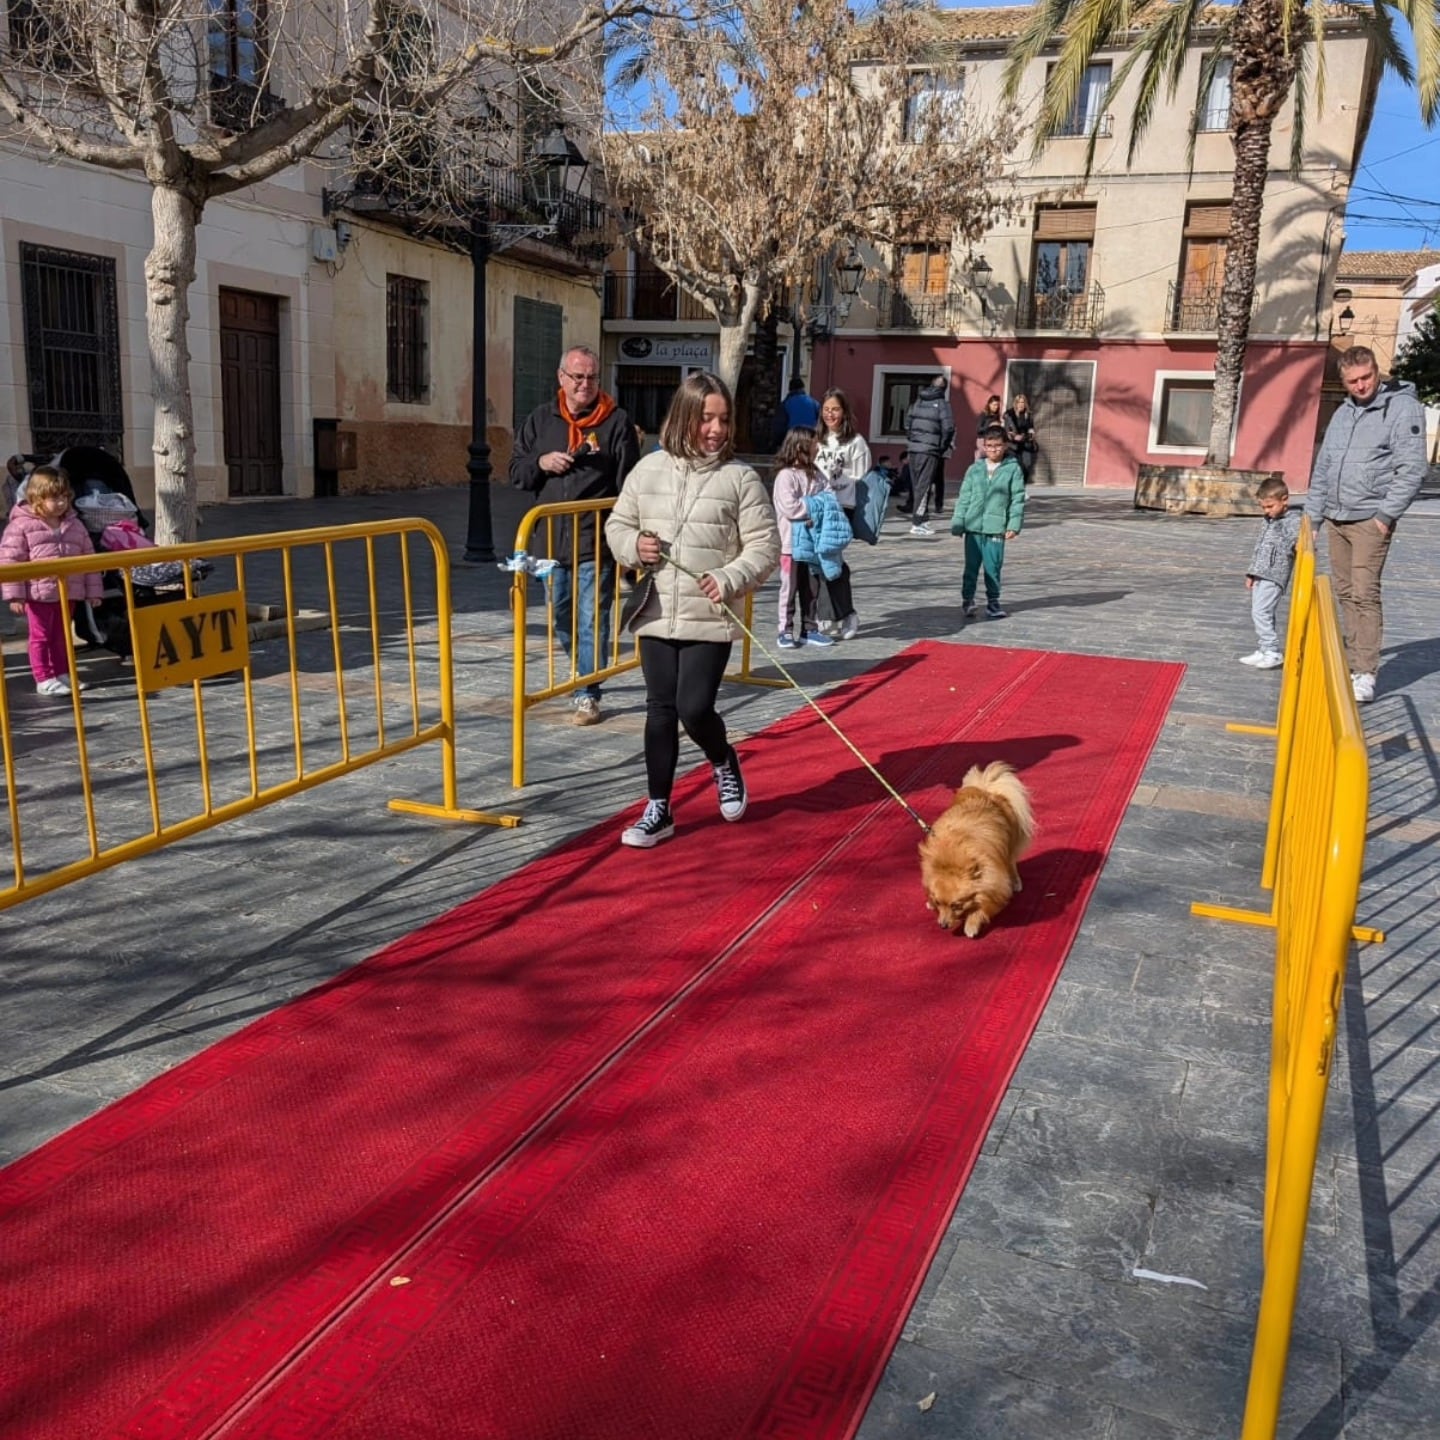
left=1304, top=346, right=1427, bottom=703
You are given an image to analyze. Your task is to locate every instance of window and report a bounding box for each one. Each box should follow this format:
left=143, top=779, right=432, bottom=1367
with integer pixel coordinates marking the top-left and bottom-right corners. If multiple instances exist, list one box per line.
left=518, top=79, right=560, bottom=170
left=1032, top=207, right=1094, bottom=294
left=513, top=296, right=563, bottom=424
left=1198, top=57, right=1232, bottom=132
left=386, top=275, right=429, bottom=404
left=903, top=71, right=964, bottom=142
left=19, top=243, right=123, bottom=456
left=1172, top=203, right=1230, bottom=329
left=207, top=1, right=273, bottom=130
left=376, top=0, right=434, bottom=85
left=869, top=367, right=952, bottom=440
left=1156, top=376, right=1214, bottom=449
left=7, top=0, right=80, bottom=71
left=897, top=244, right=950, bottom=296
left=1049, top=61, right=1112, bottom=137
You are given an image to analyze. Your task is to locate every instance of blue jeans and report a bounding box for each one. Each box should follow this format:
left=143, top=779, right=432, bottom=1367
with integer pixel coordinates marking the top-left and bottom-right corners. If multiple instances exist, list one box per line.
left=1250, top=578, right=1283, bottom=655
left=550, top=560, right=612, bottom=701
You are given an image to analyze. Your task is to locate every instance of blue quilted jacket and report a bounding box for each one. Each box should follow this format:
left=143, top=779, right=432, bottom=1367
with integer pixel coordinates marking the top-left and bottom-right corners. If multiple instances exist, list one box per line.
left=791, top=491, right=852, bottom=579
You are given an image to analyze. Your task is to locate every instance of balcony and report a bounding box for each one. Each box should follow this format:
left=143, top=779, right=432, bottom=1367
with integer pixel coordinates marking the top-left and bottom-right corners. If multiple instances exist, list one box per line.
left=603, top=271, right=710, bottom=323
left=341, top=161, right=610, bottom=261
left=1166, top=281, right=1221, bottom=333
left=1017, top=280, right=1105, bottom=332
left=875, top=285, right=967, bottom=331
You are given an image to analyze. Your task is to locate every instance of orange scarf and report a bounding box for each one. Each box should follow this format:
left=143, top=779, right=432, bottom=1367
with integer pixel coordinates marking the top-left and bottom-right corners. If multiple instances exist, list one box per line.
left=559, top=390, right=617, bottom=455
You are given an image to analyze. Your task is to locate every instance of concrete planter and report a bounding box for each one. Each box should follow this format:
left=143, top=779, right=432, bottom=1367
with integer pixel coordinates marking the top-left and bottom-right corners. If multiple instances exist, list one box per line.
left=1133, top=463, right=1281, bottom=517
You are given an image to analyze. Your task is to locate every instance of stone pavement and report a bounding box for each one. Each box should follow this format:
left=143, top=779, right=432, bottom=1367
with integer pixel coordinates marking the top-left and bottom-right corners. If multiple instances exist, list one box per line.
left=3, top=479, right=1438, bottom=1439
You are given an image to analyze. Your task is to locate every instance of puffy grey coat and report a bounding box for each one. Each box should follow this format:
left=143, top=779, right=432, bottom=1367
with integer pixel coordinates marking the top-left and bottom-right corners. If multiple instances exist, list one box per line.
left=1247, top=508, right=1302, bottom=587
left=1305, top=379, right=1427, bottom=528
left=606, top=451, right=779, bottom=643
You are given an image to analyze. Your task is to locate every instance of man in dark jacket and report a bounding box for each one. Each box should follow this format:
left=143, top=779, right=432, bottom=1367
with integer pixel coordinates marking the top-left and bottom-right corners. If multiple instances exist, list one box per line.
left=904, top=375, right=956, bottom=536
left=1304, top=346, right=1427, bottom=704
left=510, top=345, right=640, bottom=725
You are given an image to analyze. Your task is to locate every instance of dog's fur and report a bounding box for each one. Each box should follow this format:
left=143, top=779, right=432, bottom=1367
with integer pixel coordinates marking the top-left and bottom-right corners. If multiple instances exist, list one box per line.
left=918, top=761, right=1035, bottom=937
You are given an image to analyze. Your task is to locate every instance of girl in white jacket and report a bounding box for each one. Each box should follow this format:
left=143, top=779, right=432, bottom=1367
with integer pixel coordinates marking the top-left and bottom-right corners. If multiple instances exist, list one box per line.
left=606, top=372, right=780, bottom=848
left=813, top=389, right=870, bottom=639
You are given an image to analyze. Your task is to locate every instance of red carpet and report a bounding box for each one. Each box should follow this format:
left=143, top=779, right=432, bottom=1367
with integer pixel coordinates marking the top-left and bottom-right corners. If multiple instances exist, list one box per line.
left=0, top=642, right=1182, bottom=1440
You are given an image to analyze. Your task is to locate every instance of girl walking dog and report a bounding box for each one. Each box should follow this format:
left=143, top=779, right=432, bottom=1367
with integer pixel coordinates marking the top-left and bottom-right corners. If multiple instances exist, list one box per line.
left=606, top=372, right=780, bottom=849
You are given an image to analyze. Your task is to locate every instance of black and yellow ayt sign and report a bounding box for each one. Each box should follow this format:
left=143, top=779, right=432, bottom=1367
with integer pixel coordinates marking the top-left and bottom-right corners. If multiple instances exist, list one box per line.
left=134, top=591, right=250, bottom=692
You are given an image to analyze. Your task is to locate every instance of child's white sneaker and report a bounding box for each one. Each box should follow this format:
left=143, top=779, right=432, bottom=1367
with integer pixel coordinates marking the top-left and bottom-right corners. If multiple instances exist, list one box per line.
left=35, top=677, right=69, bottom=696
left=1352, top=672, right=1376, bottom=703
left=1239, top=650, right=1282, bottom=668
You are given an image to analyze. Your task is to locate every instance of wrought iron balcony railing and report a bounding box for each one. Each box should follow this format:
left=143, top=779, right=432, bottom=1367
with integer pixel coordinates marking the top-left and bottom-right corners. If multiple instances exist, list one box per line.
left=1017, top=280, right=1105, bottom=332
left=1166, top=281, right=1222, bottom=332
left=875, top=284, right=968, bottom=331
left=602, top=271, right=711, bottom=322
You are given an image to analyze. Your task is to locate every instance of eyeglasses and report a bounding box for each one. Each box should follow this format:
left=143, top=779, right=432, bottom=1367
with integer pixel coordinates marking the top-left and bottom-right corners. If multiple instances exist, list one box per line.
left=560, top=369, right=600, bottom=383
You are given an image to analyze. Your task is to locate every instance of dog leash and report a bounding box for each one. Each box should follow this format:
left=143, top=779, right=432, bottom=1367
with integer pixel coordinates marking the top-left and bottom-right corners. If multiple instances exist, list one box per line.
left=637, top=535, right=933, bottom=836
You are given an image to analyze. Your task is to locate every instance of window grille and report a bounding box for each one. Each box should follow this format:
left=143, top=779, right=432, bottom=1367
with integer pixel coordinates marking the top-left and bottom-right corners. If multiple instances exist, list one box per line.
left=386, top=275, right=430, bottom=404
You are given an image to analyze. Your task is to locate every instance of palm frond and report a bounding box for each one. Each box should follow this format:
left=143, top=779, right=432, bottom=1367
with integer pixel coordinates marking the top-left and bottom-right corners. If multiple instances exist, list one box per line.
left=1390, top=0, right=1440, bottom=123
left=1289, top=43, right=1309, bottom=178
left=1358, top=4, right=1416, bottom=88
left=1185, top=30, right=1232, bottom=176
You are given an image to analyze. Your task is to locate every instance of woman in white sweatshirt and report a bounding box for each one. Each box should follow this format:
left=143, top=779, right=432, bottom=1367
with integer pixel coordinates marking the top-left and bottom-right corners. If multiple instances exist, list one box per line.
left=813, top=388, right=871, bottom=639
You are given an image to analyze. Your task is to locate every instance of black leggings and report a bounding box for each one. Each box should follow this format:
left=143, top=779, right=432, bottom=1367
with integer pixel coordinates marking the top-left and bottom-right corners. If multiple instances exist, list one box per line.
left=638, top=637, right=733, bottom=799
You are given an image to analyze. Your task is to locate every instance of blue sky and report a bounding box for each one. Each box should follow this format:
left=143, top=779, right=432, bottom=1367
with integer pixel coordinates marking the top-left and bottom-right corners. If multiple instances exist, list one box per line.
left=934, top=1, right=1440, bottom=254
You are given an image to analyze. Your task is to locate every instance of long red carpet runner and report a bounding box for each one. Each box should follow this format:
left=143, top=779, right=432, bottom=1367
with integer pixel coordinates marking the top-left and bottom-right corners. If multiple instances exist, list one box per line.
left=0, top=642, right=1182, bottom=1440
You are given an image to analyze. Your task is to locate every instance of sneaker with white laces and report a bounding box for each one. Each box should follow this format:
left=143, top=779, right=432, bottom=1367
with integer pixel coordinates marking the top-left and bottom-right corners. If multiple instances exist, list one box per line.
left=1352, top=672, right=1376, bottom=703
left=777, top=631, right=798, bottom=650
left=839, top=612, right=859, bottom=640
left=986, top=603, right=1007, bottom=620
left=35, top=677, right=68, bottom=696
left=713, top=747, right=747, bottom=821
left=571, top=695, right=602, bottom=726
left=802, top=629, right=836, bottom=647
left=1253, top=652, right=1283, bottom=670
left=621, top=799, right=674, bottom=848
left=909, top=522, right=933, bottom=537
left=1238, top=650, right=1270, bottom=667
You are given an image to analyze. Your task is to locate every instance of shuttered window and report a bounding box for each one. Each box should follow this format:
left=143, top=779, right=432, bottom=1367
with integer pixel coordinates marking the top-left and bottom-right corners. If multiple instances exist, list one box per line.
left=898, top=245, right=950, bottom=296
left=1034, top=206, right=1096, bottom=241
left=386, top=274, right=429, bottom=404
left=513, top=297, right=564, bottom=424
left=1184, top=202, right=1232, bottom=238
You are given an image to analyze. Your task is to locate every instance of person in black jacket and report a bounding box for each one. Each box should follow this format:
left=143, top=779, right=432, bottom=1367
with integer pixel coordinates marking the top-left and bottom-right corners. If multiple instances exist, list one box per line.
left=510, top=345, right=640, bottom=725
left=1003, top=394, right=1038, bottom=483
left=904, top=376, right=956, bottom=536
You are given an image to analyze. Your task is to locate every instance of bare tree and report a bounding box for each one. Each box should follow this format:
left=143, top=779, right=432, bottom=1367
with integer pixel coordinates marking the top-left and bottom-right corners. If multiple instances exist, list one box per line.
left=0, top=0, right=656, bottom=541
left=603, top=0, right=1021, bottom=395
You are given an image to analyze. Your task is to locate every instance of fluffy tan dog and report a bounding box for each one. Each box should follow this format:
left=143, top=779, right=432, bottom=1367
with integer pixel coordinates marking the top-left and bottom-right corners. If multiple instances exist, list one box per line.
left=918, top=761, right=1035, bottom=937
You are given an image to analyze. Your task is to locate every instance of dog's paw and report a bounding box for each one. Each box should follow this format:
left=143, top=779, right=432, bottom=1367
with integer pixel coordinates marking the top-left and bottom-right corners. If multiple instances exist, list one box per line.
left=962, top=911, right=989, bottom=938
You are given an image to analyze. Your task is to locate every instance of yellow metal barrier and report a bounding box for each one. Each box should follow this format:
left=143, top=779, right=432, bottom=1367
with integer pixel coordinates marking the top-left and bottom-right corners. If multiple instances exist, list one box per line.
left=509, top=498, right=784, bottom=787
left=1190, top=578, right=1372, bottom=1438
left=0, top=519, right=517, bottom=912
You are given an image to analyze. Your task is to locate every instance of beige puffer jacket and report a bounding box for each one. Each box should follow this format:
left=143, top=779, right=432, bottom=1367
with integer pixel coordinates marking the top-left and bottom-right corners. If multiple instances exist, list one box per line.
left=606, top=450, right=779, bottom=643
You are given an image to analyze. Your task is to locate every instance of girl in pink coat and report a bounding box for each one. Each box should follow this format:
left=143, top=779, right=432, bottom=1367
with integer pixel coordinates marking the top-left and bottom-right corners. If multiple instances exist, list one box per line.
left=0, top=465, right=102, bottom=695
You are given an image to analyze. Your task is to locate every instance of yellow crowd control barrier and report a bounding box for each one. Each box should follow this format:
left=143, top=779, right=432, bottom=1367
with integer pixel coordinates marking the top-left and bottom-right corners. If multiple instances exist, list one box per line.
left=0, top=519, right=517, bottom=912
left=509, top=498, right=784, bottom=788
left=1191, top=577, right=1373, bottom=1439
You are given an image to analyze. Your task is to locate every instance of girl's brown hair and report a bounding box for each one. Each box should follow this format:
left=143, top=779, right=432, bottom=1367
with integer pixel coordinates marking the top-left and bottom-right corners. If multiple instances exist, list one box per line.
left=775, top=426, right=818, bottom=472
left=24, top=465, right=72, bottom=505
left=819, top=388, right=857, bottom=443
left=659, top=371, right=735, bottom=463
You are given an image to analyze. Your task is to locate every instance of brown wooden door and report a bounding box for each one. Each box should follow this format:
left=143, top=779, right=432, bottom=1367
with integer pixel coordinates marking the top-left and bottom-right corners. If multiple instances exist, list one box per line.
left=219, top=288, right=283, bottom=497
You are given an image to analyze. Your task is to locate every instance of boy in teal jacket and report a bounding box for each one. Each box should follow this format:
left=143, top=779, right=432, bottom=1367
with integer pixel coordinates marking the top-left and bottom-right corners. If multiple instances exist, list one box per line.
left=951, top=426, right=1026, bottom=619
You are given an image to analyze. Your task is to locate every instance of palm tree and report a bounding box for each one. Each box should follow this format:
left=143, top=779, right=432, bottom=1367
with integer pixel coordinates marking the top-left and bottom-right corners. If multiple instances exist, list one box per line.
left=1003, top=0, right=1438, bottom=469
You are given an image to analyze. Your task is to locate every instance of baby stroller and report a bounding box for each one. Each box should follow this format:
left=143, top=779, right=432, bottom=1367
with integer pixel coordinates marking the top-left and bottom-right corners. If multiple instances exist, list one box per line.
left=56, top=445, right=212, bottom=660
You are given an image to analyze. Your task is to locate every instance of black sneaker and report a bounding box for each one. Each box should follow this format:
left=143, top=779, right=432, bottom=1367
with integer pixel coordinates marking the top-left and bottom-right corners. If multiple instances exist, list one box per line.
left=986, top=603, right=1007, bottom=620
left=713, top=747, right=748, bottom=821
left=621, top=799, right=675, bottom=848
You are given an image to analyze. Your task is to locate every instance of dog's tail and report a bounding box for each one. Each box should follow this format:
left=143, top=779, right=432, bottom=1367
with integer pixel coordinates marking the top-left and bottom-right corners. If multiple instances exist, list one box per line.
left=958, top=761, right=1036, bottom=849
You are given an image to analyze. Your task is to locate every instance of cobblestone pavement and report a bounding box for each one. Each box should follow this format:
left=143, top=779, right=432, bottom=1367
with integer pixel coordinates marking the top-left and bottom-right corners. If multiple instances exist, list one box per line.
left=3, top=479, right=1438, bottom=1439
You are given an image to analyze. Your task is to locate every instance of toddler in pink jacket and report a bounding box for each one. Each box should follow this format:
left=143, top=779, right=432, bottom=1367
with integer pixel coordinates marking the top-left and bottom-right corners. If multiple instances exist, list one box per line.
left=0, top=465, right=102, bottom=695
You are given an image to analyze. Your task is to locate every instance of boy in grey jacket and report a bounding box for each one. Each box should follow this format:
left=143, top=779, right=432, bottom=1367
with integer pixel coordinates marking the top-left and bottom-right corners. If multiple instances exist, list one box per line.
left=1240, top=476, right=1303, bottom=669
left=1303, top=347, right=1427, bottom=702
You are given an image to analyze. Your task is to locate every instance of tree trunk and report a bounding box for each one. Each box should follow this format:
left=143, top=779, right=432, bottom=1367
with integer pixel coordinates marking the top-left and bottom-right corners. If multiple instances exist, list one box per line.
left=713, top=279, right=765, bottom=397
left=1206, top=0, right=1295, bottom=468
left=749, top=304, right=782, bottom=453
left=146, top=184, right=202, bottom=544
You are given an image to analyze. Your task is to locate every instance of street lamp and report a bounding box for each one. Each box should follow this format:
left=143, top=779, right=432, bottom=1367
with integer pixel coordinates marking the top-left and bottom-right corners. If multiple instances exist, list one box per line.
left=966, top=253, right=993, bottom=291
left=1336, top=305, right=1355, bottom=336
left=463, top=127, right=589, bottom=563
left=834, top=245, right=864, bottom=300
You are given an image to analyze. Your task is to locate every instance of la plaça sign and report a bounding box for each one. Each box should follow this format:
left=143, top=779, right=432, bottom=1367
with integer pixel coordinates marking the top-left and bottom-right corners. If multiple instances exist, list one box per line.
left=133, top=591, right=250, bottom=692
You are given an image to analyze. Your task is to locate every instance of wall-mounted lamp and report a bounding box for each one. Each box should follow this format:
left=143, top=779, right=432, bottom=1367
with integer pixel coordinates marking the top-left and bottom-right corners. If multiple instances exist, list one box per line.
left=834, top=246, right=864, bottom=299
left=966, top=253, right=993, bottom=292
left=1336, top=305, right=1355, bottom=336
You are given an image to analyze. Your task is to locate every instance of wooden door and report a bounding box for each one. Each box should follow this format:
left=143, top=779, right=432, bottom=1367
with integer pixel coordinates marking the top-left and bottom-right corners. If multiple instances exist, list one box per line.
left=219, top=288, right=283, bottom=497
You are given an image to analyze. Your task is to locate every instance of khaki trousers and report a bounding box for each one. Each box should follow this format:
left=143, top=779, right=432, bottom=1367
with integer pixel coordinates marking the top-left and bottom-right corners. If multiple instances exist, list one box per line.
left=1326, top=518, right=1393, bottom=677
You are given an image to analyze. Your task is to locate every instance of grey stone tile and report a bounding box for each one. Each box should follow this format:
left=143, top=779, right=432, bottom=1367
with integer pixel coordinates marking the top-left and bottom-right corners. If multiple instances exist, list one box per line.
left=1008, top=1032, right=1189, bottom=1117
